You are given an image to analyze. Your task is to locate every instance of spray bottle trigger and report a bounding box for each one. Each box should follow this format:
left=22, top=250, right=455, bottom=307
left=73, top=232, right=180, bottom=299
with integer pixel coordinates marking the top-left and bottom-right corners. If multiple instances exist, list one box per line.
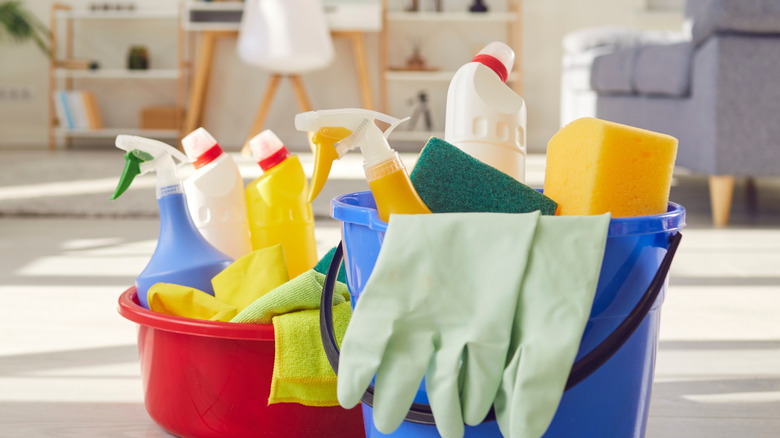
left=111, top=150, right=152, bottom=200
left=382, top=116, right=410, bottom=139
left=334, top=119, right=369, bottom=156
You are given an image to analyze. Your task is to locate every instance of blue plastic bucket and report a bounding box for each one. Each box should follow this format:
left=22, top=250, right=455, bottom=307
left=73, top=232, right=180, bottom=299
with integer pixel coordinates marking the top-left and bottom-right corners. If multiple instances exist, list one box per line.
left=330, top=191, right=686, bottom=438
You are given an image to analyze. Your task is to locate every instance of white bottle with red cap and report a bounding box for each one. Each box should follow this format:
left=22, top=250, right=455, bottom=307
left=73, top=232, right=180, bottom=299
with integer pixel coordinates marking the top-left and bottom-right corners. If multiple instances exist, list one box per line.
left=181, top=127, right=252, bottom=260
left=245, top=129, right=317, bottom=279
left=444, top=41, right=527, bottom=182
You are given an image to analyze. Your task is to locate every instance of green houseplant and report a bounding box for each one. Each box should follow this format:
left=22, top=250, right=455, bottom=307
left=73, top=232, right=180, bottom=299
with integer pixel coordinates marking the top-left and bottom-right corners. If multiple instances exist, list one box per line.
left=0, top=0, right=49, bottom=55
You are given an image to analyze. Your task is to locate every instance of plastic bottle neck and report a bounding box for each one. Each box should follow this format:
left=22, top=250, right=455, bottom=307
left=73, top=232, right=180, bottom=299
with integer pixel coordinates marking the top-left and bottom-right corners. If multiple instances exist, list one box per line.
left=258, top=146, right=291, bottom=172
left=192, top=144, right=224, bottom=169
left=471, top=54, right=509, bottom=83
left=157, top=191, right=202, bottom=248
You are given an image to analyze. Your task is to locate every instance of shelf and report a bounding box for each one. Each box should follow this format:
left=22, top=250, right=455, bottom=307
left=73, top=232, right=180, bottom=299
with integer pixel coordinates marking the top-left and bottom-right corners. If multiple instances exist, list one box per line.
left=386, top=11, right=515, bottom=23
left=390, top=131, right=443, bottom=142
left=385, top=70, right=520, bottom=82
left=57, top=9, right=179, bottom=19
left=184, top=0, right=382, bottom=32
left=48, top=2, right=185, bottom=150
left=55, top=69, right=180, bottom=79
left=385, top=71, right=455, bottom=82
left=186, top=2, right=244, bottom=12
left=55, top=128, right=180, bottom=138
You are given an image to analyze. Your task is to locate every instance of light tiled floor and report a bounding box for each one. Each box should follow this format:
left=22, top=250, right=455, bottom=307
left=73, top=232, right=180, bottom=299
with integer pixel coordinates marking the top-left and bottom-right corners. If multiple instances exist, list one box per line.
left=0, top=150, right=779, bottom=437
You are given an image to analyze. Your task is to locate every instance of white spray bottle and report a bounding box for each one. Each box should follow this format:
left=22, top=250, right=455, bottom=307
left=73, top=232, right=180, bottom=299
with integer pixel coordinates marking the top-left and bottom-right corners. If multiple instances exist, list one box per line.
left=112, top=135, right=234, bottom=309
left=181, top=127, right=252, bottom=260
left=295, top=108, right=430, bottom=222
left=444, top=41, right=527, bottom=182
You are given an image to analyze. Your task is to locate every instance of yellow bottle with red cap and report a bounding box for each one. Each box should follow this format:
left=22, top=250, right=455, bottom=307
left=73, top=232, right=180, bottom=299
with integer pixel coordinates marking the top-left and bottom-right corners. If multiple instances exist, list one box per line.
left=245, top=130, right=318, bottom=279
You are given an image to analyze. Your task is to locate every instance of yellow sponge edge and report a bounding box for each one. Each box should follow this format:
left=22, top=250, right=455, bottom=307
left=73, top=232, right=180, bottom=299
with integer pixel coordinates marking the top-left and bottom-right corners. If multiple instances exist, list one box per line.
left=544, top=117, right=678, bottom=217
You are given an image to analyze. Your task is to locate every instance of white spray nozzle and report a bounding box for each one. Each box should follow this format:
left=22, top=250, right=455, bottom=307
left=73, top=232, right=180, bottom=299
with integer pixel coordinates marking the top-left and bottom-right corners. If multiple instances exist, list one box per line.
left=115, top=135, right=192, bottom=198
left=296, top=108, right=405, bottom=137
left=116, top=135, right=190, bottom=167
left=295, top=108, right=407, bottom=159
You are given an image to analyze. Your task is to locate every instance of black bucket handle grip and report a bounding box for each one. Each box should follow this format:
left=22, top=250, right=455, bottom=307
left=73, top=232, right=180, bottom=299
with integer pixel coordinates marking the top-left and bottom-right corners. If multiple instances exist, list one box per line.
left=319, top=232, right=682, bottom=426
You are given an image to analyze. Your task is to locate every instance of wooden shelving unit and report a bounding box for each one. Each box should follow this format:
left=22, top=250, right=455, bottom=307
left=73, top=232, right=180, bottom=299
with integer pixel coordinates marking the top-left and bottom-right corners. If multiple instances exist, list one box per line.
left=47, top=3, right=186, bottom=150
left=379, top=0, right=523, bottom=143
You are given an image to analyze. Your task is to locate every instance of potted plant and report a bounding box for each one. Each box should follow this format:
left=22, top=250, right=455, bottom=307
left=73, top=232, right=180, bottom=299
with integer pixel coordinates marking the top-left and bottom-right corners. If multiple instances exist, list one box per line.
left=0, top=0, right=49, bottom=55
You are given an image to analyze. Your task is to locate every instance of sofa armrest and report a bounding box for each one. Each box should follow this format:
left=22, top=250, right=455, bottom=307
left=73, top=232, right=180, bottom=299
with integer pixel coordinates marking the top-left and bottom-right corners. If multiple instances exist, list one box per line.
left=686, top=0, right=780, bottom=46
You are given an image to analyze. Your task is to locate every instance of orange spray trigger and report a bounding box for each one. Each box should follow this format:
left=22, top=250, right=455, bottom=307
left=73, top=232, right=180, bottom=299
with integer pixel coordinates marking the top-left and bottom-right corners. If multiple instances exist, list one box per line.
left=309, top=127, right=352, bottom=202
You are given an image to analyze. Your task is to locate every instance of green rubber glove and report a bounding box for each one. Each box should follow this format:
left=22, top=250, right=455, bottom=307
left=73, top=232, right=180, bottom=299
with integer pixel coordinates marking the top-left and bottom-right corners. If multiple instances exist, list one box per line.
left=337, top=212, right=541, bottom=437
left=494, top=214, right=610, bottom=438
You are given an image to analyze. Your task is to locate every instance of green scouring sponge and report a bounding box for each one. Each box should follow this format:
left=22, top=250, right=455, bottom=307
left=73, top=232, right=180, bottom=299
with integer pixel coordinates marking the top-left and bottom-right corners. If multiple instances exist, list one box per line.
left=409, top=137, right=557, bottom=215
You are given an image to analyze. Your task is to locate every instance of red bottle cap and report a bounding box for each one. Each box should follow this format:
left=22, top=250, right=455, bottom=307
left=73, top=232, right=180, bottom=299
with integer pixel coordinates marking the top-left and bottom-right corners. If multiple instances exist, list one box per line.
left=471, top=41, right=515, bottom=83
left=182, top=127, right=223, bottom=169
left=249, top=130, right=291, bottom=172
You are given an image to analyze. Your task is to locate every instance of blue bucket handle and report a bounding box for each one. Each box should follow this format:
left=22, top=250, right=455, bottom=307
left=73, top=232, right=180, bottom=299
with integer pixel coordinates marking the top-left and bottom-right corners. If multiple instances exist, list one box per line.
left=319, top=232, right=683, bottom=426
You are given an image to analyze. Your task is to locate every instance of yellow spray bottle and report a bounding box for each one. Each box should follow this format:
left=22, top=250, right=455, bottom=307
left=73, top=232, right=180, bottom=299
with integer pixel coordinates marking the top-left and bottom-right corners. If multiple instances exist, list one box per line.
left=295, top=108, right=431, bottom=222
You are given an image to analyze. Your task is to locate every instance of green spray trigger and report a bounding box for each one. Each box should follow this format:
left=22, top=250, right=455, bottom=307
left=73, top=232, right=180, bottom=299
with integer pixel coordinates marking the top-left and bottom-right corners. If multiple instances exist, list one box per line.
left=111, top=150, right=153, bottom=200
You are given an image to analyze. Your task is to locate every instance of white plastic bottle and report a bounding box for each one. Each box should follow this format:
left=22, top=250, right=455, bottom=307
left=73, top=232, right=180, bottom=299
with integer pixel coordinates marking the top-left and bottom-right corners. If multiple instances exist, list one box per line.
left=444, top=41, right=527, bottom=182
left=181, top=127, right=252, bottom=260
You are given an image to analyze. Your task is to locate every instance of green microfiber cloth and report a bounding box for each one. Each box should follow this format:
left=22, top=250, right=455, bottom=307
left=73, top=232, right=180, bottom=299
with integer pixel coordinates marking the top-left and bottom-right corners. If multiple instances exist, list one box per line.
left=409, top=137, right=557, bottom=215
left=230, top=270, right=350, bottom=324
left=229, top=270, right=352, bottom=407
left=314, top=246, right=348, bottom=284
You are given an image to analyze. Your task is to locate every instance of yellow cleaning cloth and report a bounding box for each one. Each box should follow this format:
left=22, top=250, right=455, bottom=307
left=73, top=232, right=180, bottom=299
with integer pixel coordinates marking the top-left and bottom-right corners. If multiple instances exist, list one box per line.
left=270, top=302, right=352, bottom=406
left=212, top=244, right=289, bottom=310
left=230, top=270, right=352, bottom=406
left=148, top=283, right=238, bottom=322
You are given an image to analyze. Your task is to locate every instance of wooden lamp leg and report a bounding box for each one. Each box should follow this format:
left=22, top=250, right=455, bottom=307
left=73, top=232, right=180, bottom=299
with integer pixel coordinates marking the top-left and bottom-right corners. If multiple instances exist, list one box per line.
left=242, top=74, right=283, bottom=156
left=709, top=175, right=735, bottom=227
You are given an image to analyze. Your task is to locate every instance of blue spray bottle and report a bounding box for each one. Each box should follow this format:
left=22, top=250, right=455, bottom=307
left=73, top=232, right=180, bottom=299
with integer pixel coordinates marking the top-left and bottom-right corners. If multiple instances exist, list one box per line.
left=111, top=135, right=234, bottom=309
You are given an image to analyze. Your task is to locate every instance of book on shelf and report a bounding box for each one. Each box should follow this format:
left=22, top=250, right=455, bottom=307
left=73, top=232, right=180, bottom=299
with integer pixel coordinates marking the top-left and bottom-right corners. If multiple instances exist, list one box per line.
left=54, top=90, right=103, bottom=131
left=82, top=92, right=104, bottom=129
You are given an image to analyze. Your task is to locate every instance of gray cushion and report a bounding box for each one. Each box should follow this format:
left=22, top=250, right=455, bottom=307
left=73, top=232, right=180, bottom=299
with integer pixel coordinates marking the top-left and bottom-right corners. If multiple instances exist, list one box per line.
left=687, top=0, right=780, bottom=46
left=634, top=42, right=694, bottom=97
left=590, top=48, right=638, bottom=94
left=563, top=26, right=687, bottom=53
left=563, top=26, right=649, bottom=53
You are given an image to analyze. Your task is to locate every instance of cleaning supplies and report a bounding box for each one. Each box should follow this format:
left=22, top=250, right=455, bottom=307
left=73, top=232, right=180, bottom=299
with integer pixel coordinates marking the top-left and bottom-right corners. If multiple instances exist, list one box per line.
left=245, top=130, right=318, bottom=279
left=231, top=270, right=353, bottom=407
left=295, top=108, right=431, bottom=222
left=231, top=269, right=350, bottom=324
left=544, top=117, right=678, bottom=217
left=493, top=215, right=610, bottom=438
left=410, top=136, right=557, bottom=215
left=337, top=212, right=541, bottom=437
left=294, top=108, right=406, bottom=202
left=181, top=127, right=252, bottom=260
left=445, top=41, right=528, bottom=182
left=112, top=135, right=233, bottom=309
left=211, top=243, right=289, bottom=311
left=269, top=302, right=352, bottom=406
left=337, top=213, right=610, bottom=437
left=147, top=283, right=239, bottom=322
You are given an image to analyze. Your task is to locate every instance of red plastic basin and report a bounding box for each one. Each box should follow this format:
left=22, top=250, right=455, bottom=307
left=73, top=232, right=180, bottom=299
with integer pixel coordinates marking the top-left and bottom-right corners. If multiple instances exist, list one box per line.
left=118, top=287, right=365, bottom=438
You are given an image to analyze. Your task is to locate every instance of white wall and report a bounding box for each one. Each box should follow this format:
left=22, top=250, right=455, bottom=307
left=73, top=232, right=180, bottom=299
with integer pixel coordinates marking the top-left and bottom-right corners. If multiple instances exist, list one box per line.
left=0, top=0, right=683, bottom=151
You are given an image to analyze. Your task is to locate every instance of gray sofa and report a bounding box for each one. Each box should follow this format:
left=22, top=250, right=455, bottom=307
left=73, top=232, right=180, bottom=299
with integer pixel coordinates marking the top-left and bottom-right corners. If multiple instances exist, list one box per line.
left=560, top=0, right=780, bottom=226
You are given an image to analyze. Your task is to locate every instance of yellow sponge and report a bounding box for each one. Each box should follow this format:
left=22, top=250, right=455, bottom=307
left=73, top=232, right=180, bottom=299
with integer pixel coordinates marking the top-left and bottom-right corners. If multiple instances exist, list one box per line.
left=544, top=117, right=678, bottom=217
